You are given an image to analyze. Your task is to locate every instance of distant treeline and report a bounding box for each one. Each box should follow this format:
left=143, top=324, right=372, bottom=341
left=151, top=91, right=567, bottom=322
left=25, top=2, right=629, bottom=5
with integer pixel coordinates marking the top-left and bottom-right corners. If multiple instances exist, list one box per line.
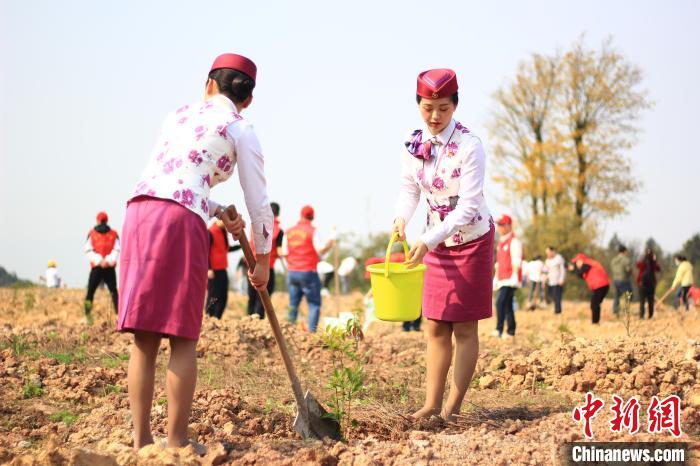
left=0, top=266, right=34, bottom=288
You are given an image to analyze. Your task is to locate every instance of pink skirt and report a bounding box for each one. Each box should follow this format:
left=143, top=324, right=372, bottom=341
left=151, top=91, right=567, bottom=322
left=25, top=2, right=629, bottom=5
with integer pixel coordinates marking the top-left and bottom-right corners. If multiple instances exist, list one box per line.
left=422, top=225, right=495, bottom=322
left=117, top=196, right=209, bottom=340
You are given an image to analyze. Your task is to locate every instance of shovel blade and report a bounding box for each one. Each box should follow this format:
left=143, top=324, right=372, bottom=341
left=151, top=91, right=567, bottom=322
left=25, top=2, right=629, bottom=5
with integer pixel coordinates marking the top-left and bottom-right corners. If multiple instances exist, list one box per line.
left=292, top=390, right=342, bottom=441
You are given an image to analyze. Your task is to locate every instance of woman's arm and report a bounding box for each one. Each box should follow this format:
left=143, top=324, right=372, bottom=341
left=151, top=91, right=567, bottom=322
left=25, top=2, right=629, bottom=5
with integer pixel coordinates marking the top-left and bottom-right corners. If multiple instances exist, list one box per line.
left=231, top=124, right=273, bottom=255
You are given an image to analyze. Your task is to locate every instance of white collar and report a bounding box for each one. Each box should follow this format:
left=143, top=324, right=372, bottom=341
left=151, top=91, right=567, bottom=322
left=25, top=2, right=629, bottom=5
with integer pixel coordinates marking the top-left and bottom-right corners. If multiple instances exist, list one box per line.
left=423, top=119, right=456, bottom=145
left=208, top=93, right=237, bottom=111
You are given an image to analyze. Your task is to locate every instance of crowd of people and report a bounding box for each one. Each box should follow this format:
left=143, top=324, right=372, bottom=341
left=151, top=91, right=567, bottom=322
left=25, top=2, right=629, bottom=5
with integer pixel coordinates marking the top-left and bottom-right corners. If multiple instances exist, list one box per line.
left=490, top=220, right=697, bottom=338
left=66, top=206, right=698, bottom=338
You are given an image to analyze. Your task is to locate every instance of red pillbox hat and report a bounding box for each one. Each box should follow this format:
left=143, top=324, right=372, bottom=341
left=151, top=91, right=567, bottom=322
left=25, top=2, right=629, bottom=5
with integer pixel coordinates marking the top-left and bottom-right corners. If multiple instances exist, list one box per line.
left=210, top=53, right=257, bottom=82
left=416, top=68, right=458, bottom=99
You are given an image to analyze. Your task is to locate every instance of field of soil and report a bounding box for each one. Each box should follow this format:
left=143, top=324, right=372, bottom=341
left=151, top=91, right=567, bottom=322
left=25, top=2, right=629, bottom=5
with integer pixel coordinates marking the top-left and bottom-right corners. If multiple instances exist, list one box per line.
left=1, top=287, right=699, bottom=465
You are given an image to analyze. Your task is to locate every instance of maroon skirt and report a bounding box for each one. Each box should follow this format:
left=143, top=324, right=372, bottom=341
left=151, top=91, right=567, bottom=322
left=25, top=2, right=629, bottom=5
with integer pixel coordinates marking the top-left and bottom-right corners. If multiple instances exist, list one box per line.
left=117, top=196, right=209, bottom=340
left=422, top=225, right=495, bottom=322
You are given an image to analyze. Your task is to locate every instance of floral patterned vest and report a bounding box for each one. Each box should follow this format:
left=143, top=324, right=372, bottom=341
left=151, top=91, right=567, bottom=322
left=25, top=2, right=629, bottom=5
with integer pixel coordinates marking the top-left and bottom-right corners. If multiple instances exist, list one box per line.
left=408, top=122, right=491, bottom=248
left=130, top=95, right=242, bottom=223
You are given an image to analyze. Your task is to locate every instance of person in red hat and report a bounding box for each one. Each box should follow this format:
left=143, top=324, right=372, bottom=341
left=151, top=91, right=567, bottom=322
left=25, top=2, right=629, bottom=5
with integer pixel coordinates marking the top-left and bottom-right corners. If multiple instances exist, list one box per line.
left=117, top=53, right=274, bottom=451
left=568, top=253, right=610, bottom=323
left=84, top=211, right=120, bottom=320
left=393, top=68, right=495, bottom=422
left=492, top=214, right=523, bottom=338
left=281, top=205, right=335, bottom=332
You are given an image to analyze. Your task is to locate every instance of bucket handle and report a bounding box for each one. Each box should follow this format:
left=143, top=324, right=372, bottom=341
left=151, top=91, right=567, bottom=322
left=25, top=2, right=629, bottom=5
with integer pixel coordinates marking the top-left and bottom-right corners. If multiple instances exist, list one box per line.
left=384, top=233, right=410, bottom=277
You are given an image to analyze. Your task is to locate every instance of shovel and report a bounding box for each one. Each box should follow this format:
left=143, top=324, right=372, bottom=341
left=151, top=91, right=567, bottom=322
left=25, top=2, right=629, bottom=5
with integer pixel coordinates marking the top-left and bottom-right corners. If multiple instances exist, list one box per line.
left=225, top=206, right=341, bottom=441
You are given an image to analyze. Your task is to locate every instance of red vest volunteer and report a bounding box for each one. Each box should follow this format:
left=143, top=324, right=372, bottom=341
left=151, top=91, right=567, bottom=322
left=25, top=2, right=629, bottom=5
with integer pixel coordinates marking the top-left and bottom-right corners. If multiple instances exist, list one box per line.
left=209, top=222, right=234, bottom=270
left=496, top=232, right=523, bottom=283
left=85, top=211, right=120, bottom=268
left=571, top=253, right=610, bottom=290
left=285, top=219, right=319, bottom=272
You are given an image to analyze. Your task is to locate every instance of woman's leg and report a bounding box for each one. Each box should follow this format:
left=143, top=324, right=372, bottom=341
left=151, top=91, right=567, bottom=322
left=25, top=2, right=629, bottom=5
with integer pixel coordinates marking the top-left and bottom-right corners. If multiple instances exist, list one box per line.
left=554, top=285, right=563, bottom=314
left=442, top=321, right=479, bottom=421
left=304, top=272, right=322, bottom=333
left=128, top=331, right=162, bottom=449
left=639, top=287, right=647, bottom=319
left=682, top=286, right=691, bottom=311
left=590, top=286, right=608, bottom=324
left=286, top=272, right=302, bottom=323
left=166, top=336, right=198, bottom=448
left=218, top=272, right=229, bottom=319
left=504, top=287, right=517, bottom=335
left=412, top=319, right=453, bottom=419
left=590, top=291, right=601, bottom=323
left=494, top=288, right=506, bottom=335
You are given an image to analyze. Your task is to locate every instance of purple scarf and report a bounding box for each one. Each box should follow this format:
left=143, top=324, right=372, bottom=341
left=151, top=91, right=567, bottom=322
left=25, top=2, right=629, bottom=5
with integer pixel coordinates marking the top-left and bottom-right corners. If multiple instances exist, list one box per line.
left=405, top=130, right=436, bottom=161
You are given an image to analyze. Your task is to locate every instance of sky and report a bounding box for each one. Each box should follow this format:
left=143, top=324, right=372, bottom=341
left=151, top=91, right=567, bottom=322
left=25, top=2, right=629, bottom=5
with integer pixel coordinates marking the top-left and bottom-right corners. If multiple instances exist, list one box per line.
left=1, top=0, right=698, bottom=287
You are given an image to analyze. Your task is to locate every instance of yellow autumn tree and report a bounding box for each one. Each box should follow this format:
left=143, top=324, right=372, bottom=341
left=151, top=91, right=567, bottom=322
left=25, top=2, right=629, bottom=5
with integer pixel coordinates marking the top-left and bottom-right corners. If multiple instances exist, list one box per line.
left=489, top=37, right=651, bottom=252
left=561, top=37, right=651, bottom=229
left=489, top=53, right=564, bottom=218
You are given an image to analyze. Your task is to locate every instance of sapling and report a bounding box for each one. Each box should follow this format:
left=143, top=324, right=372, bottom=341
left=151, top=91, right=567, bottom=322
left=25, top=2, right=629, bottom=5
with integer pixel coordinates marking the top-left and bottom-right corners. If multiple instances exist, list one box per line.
left=319, top=314, right=365, bottom=437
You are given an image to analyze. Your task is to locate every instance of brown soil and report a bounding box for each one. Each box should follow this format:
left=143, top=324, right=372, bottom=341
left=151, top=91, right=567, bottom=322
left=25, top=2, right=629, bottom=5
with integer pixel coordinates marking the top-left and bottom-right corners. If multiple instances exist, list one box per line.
left=1, top=287, right=699, bottom=465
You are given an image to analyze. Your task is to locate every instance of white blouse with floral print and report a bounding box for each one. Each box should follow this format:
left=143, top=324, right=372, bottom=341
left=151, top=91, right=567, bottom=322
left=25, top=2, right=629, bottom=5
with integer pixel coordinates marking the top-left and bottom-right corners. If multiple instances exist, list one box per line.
left=131, top=94, right=273, bottom=254
left=396, top=119, right=491, bottom=250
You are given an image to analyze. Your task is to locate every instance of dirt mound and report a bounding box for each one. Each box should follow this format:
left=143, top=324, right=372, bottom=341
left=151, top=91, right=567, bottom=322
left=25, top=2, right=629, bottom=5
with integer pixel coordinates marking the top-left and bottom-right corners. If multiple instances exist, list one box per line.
left=477, top=336, right=700, bottom=399
left=1, top=288, right=699, bottom=465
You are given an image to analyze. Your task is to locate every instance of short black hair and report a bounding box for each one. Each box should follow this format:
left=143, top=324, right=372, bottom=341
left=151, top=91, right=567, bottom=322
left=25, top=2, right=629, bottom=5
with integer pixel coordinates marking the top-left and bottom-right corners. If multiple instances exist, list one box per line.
left=618, top=245, right=627, bottom=253
left=271, top=202, right=280, bottom=217
left=207, top=68, right=255, bottom=104
left=546, top=245, right=556, bottom=252
left=416, top=92, right=459, bottom=105
left=675, top=254, right=687, bottom=262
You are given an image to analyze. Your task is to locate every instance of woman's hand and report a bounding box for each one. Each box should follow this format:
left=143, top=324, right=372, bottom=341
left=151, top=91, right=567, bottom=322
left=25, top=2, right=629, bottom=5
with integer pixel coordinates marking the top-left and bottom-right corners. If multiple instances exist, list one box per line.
left=248, top=262, right=270, bottom=290
left=207, top=269, right=214, bottom=279
left=393, top=217, right=407, bottom=241
left=405, top=240, right=428, bottom=269
left=222, top=207, right=245, bottom=240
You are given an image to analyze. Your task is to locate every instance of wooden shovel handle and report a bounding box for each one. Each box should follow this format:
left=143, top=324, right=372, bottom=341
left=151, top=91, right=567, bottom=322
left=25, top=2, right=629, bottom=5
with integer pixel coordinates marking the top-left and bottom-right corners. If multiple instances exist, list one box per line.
left=656, top=288, right=673, bottom=306
left=225, top=206, right=306, bottom=409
